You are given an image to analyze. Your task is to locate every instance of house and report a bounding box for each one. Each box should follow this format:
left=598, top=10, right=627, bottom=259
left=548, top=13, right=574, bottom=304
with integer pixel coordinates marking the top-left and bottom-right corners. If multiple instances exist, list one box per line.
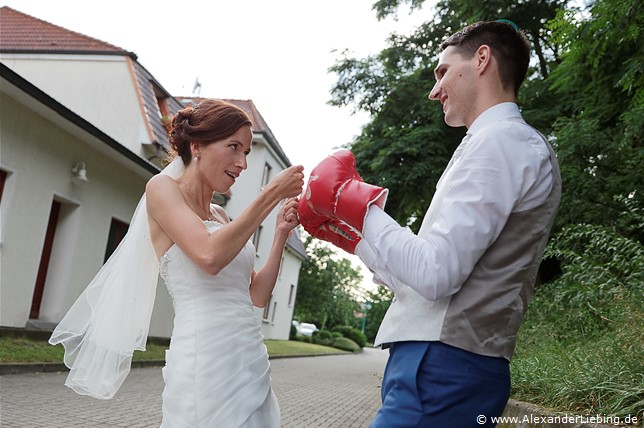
left=0, top=6, right=305, bottom=340
left=176, top=96, right=308, bottom=340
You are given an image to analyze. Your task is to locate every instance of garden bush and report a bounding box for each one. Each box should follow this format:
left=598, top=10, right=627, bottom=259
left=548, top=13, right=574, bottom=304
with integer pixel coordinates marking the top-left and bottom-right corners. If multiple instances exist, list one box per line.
left=511, top=223, right=643, bottom=419
left=294, top=334, right=311, bottom=343
left=332, top=325, right=367, bottom=348
left=332, top=337, right=361, bottom=353
left=312, top=329, right=334, bottom=347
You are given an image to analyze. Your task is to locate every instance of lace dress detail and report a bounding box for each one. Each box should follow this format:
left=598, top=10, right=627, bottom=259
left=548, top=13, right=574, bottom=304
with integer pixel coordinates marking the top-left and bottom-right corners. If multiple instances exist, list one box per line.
left=159, top=255, right=170, bottom=282
left=159, top=221, right=279, bottom=427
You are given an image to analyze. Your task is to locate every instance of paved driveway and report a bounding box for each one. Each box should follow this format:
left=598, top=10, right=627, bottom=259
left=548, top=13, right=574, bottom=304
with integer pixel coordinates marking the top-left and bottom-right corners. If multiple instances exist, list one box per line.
left=0, top=347, right=388, bottom=427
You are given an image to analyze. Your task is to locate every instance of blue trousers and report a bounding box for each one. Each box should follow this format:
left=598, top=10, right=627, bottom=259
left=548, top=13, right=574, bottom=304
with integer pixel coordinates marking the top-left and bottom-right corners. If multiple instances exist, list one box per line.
left=371, top=341, right=510, bottom=428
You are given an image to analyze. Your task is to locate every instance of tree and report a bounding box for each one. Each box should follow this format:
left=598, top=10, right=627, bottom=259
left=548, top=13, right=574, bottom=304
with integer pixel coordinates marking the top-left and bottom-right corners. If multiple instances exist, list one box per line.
left=294, top=236, right=363, bottom=329
left=326, top=0, right=643, bottom=416
left=329, top=0, right=566, bottom=231
left=546, top=0, right=643, bottom=239
left=362, top=285, right=394, bottom=343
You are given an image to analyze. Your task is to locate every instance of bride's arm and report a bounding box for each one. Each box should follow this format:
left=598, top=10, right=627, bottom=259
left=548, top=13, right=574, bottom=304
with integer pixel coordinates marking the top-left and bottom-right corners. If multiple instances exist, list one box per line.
left=249, top=198, right=299, bottom=307
left=147, top=167, right=303, bottom=275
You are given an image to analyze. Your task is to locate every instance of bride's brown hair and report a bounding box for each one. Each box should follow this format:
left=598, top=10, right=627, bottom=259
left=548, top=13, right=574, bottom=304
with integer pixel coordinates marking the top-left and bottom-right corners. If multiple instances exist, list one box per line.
left=169, top=99, right=252, bottom=166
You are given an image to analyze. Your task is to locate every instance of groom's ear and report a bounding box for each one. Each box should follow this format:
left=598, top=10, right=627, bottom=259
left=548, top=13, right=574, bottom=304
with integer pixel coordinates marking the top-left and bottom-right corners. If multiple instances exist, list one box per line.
left=475, top=45, right=492, bottom=76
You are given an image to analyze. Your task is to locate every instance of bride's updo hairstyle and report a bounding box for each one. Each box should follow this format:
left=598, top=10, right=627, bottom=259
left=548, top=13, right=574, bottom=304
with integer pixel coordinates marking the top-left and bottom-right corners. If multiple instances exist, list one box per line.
left=169, top=99, right=252, bottom=166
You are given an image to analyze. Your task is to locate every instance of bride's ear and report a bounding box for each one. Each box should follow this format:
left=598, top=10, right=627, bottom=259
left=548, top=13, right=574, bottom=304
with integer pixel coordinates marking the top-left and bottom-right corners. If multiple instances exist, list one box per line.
left=190, top=142, right=201, bottom=160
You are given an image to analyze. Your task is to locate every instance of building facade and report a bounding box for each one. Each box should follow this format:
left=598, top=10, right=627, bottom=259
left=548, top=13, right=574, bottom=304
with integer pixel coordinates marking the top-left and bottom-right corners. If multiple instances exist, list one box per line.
left=0, top=6, right=305, bottom=340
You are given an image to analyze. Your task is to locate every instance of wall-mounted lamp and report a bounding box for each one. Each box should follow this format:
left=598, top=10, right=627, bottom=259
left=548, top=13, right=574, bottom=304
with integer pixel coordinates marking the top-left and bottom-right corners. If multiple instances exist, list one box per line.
left=71, top=162, right=88, bottom=183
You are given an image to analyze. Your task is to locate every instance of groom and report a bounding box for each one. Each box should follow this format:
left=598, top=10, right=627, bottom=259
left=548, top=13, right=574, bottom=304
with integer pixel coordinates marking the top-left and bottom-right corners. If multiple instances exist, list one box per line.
left=298, top=20, right=561, bottom=427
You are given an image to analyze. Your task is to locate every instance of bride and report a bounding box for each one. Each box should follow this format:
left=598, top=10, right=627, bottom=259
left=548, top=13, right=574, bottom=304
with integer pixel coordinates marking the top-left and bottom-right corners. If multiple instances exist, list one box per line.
left=50, top=99, right=304, bottom=427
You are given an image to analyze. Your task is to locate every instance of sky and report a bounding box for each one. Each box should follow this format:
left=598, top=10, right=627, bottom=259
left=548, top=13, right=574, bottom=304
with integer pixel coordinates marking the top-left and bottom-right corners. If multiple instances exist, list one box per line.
left=3, top=0, right=435, bottom=292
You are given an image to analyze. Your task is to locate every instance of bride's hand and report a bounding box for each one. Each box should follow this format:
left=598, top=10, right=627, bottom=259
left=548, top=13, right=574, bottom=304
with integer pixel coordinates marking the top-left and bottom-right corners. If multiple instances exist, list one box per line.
left=267, top=165, right=304, bottom=200
left=276, top=197, right=300, bottom=233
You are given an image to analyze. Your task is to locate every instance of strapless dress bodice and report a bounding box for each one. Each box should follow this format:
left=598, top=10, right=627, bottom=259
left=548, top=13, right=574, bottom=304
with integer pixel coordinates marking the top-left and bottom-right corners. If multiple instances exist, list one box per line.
left=158, top=220, right=279, bottom=427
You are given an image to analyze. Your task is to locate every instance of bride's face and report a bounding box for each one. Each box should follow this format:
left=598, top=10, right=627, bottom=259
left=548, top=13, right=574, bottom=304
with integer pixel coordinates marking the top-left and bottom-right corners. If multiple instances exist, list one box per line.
left=198, top=125, right=253, bottom=193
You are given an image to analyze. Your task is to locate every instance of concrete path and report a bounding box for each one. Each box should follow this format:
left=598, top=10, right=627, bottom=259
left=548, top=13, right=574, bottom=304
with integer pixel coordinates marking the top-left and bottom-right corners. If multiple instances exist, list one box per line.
left=0, top=347, right=388, bottom=427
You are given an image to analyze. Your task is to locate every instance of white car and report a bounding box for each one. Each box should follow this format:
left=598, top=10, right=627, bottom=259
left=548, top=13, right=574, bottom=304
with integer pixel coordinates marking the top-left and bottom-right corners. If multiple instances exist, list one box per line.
left=295, top=322, right=318, bottom=336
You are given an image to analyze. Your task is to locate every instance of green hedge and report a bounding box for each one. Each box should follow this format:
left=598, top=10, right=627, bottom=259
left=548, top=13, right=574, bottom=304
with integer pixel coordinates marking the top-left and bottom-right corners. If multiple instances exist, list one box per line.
left=332, top=337, right=361, bottom=353
left=331, top=325, right=367, bottom=348
left=312, top=329, right=335, bottom=347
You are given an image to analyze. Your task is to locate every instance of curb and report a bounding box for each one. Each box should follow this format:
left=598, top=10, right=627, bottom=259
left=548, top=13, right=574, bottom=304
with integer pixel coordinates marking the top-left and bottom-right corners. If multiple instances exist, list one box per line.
left=0, top=362, right=69, bottom=375
left=500, top=399, right=627, bottom=428
left=0, top=360, right=166, bottom=375
left=0, top=352, right=349, bottom=376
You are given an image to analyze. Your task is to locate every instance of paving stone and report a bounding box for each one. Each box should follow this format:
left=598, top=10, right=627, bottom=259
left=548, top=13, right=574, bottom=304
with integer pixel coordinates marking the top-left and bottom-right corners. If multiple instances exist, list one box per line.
left=0, top=347, right=388, bottom=427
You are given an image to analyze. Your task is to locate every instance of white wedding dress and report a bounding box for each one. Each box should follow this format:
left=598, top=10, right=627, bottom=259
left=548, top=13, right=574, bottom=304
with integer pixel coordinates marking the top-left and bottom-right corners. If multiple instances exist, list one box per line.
left=159, top=220, right=280, bottom=427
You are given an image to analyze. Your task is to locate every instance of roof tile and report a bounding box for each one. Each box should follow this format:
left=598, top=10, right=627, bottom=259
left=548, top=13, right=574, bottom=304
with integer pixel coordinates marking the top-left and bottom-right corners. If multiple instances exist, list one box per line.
left=0, top=6, right=130, bottom=55
left=176, top=97, right=271, bottom=134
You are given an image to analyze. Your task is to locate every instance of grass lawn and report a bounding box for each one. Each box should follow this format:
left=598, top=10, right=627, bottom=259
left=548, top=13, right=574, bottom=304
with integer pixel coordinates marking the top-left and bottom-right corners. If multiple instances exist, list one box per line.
left=0, top=336, right=345, bottom=364
left=264, top=339, right=347, bottom=356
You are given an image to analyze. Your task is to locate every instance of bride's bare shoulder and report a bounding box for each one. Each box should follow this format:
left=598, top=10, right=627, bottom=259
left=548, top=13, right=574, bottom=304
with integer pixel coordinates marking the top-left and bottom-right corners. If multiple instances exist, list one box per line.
left=146, top=174, right=176, bottom=191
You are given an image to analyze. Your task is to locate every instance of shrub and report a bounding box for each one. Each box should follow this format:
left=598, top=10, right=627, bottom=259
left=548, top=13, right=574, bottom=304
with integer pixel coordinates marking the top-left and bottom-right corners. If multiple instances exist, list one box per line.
left=292, top=334, right=311, bottom=343
left=511, top=223, right=644, bottom=419
left=289, top=323, right=297, bottom=340
left=312, top=329, right=334, bottom=346
left=332, top=337, right=361, bottom=353
left=332, top=325, right=367, bottom=348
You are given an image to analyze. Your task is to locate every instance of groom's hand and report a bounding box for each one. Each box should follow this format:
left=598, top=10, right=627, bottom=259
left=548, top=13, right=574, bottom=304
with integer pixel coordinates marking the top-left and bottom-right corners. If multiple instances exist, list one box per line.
left=298, top=196, right=361, bottom=254
left=303, top=150, right=388, bottom=234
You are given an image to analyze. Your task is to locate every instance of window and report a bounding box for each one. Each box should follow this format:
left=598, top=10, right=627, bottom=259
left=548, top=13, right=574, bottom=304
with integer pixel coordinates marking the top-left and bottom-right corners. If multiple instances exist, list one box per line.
left=0, top=170, right=7, bottom=202
left=288, top=284, right=295, bottom=307
left=252, top=225, right=263, bottom=252
left=104, top=218, right=129, bottom=262
left=263, top=295, right=273, bottom=320
left=278, top=255, right=284, bottom=278
left=153, top=83, right=172, bottom=135
left=0, top=169, right=8, bottom=245
left=271, top=301, right=277, bottom=323
left=261, top=162, right=272, bottom=188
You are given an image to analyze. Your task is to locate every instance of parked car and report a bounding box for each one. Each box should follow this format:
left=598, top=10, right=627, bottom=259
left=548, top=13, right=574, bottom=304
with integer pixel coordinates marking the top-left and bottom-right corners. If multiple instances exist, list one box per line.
left=294, top=322, right=318, bottom=336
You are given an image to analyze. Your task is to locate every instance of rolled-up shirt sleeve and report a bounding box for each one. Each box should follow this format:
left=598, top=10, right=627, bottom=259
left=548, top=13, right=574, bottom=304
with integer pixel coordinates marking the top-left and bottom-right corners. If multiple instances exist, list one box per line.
left=362, top=126, right=544, bottom=301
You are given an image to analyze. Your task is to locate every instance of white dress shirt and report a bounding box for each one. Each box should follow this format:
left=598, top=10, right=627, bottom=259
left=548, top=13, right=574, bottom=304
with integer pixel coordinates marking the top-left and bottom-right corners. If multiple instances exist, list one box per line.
left=358, top=102, right=553, bottom=314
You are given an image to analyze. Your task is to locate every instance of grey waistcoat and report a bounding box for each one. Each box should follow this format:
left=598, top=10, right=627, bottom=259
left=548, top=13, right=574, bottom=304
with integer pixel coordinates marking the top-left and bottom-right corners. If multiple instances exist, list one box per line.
left=374, top=126, right=561, bottom=361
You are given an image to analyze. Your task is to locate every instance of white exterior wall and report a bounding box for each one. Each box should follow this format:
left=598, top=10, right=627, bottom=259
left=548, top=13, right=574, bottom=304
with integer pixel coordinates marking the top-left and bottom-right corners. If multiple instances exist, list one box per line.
left=0, top=58, right=302, bottom=341
left=220, top=137, right=302, bottom=340
left=261, top=246, right=302, bottom=340
left=1, top=54, right=151, bottom=154
left=0, top=92, right=148, bottom=327
left=149, top=137, right=303, bottom=339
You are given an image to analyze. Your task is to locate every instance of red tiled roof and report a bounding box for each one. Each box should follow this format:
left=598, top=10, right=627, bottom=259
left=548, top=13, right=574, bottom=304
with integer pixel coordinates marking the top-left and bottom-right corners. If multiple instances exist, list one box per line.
left=223, top=98, right=292, bottom=166
left=0, top=6, right=130, bottom=55
left=175, top=97, right=291, bottom=166
left=227, top=99, right=273, bottom=134
left=175, top=97, right=271, bottom=134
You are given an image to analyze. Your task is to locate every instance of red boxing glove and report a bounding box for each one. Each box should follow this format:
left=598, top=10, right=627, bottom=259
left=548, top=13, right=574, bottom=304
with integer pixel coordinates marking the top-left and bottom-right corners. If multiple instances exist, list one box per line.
left=304, top=150, right=388, bottom=234
left=298, top=196, right=361, bottom=254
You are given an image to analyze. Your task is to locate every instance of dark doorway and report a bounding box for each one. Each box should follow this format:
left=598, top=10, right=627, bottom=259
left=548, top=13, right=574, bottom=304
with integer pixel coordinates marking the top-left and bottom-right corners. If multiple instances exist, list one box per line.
left=31, top=200, right=61, bottom=319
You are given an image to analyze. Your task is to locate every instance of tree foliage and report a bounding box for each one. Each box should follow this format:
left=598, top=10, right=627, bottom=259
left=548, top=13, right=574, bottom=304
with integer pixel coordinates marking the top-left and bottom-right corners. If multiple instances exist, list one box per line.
left=514, top=220, right=644, bottom=418
left=546, top=0, right=643, bottom=237
left=361, top=285, right=394, bottom=343
left=294, top=236, right=363, bottom=329
left=321, top=0, right=643, bottom=416
left=330, top=0, right=565, bottom=232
